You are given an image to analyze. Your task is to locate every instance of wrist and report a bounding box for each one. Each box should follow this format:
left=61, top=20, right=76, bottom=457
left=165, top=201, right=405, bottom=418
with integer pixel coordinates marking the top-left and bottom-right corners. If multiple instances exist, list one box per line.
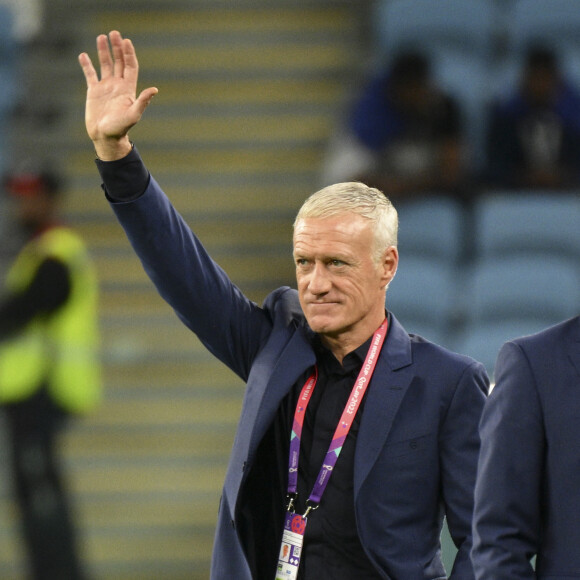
left=93, top=136, right=133, bottom=161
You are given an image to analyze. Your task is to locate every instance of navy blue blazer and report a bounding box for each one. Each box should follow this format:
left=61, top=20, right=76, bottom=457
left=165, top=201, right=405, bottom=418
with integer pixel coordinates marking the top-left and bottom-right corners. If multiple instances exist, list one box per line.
left=110, top=175, right=488, bottom=579
left=472, top=316, right=580, bottom=579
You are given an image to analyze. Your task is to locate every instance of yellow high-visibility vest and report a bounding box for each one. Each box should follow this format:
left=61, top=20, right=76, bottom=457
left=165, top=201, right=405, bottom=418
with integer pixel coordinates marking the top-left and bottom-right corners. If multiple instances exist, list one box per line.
left=0, top=226, right=101, bottom=413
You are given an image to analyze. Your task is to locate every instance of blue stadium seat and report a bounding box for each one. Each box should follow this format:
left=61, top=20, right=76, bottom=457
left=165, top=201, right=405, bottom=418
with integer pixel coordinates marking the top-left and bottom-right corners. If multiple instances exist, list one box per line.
left=387, top=256, right=459, bottom=348
left=0, top=4, right=17, bottom=115
left=460, top=191, right=580, bottom=376
left=396, top=196, right=467, bottom=265
left=0, top=4, right=17, bottom=176
left=373, top=0, right=495, bottom=59
left=456, top=319, right=552, bottom=379
left=473, top=192, right=580, bottom=261
left=512, top=1, right=580, bottom=53
left=492, top=0, right=580, bottom=89
left=465, top=255, right=580, bottom=324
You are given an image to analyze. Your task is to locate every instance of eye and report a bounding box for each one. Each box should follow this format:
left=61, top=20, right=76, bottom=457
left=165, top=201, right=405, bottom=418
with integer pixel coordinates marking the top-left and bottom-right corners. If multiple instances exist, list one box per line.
left=330, top=259, right=346, bottom=267
left=295, top=258, right=309, bottom=266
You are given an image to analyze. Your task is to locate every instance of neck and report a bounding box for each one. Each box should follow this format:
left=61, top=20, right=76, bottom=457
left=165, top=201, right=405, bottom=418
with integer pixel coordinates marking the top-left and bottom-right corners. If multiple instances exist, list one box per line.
left=321, top=316, right=386, bottom=365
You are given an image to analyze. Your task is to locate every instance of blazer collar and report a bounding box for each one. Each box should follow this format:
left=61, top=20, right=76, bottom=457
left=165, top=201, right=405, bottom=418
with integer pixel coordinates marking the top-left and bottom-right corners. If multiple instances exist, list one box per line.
left=246, top=313, right=415, bottom=494
left=247, top=323, right=316, bottom=455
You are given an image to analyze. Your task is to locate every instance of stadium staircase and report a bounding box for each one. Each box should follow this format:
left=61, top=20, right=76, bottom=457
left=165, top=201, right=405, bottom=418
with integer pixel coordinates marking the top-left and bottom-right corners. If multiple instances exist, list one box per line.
left=0, top=1, right=369, bottom=578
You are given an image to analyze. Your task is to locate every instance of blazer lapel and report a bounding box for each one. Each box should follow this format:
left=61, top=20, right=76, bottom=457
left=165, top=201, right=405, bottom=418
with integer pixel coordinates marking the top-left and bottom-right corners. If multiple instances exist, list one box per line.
left=354, top=315, right=414, bottom=495
left=226, top=324, right=315, bottom=511
left=246, top=324, right=316, bottom=458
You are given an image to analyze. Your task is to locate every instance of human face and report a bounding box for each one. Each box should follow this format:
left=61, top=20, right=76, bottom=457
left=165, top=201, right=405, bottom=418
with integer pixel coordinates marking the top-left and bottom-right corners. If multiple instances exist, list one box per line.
left=524, top=67, right=558, bottom=106
left=293, top=213, right=397, bottom=353
left=15, top=194, right=54, bottom=235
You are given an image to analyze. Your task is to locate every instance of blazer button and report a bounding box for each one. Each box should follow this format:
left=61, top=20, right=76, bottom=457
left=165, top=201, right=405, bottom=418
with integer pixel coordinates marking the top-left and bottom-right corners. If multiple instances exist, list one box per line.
left=231, top=519, right=235, bottom=529
left=410, top=440, right=418, bottom=450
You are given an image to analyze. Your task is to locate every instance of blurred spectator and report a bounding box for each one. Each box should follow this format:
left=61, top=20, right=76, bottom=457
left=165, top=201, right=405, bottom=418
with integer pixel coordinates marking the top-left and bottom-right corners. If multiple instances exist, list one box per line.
left=484, top=45, right=580, bottom=190
left=0, top=169, right=101, bottom=580
left=321, top=50, right=468, bottom=202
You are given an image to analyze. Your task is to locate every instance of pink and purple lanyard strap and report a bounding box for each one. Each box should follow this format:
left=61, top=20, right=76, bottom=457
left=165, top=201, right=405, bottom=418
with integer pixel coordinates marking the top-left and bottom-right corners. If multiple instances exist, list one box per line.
left=286, top=318, right=388, bottom=517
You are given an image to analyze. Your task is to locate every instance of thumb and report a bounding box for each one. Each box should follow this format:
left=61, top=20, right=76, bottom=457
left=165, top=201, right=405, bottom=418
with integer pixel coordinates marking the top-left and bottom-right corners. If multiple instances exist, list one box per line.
left=134, top=86, right=158, bottom=116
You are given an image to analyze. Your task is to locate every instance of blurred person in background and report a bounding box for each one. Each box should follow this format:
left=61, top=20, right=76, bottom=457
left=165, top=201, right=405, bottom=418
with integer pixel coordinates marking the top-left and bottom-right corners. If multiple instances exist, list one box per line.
left=484, top=45, right=580, bottom=190
left=0, top=169, right=101, bottom=580
left=321, top=50, right=468, bottom=202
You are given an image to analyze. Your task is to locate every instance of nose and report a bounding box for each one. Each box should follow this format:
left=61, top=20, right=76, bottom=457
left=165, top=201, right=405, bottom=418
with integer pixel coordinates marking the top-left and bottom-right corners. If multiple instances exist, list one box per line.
left=307, top=262, right=331, bottom=295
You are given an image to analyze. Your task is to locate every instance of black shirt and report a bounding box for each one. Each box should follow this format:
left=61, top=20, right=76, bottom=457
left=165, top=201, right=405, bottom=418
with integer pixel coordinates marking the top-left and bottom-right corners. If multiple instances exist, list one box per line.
left=238, top=333, right=384, bottom=580
left=294, top=335, right=383, bottom=579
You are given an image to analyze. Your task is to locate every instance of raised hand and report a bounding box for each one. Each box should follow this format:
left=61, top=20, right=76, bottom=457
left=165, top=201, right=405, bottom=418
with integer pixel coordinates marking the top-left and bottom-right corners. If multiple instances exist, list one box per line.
left=78, top=30, right=158, bottom=160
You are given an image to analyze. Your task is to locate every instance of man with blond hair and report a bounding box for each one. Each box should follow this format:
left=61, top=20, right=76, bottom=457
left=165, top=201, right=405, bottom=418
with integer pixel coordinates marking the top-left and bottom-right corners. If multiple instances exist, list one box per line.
left=78, top=31, right=488, bottom=579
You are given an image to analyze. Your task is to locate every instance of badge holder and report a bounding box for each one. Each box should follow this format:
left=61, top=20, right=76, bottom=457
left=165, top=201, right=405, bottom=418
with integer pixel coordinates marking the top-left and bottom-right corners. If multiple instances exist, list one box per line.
left=275, top=497, right=318, bottom=580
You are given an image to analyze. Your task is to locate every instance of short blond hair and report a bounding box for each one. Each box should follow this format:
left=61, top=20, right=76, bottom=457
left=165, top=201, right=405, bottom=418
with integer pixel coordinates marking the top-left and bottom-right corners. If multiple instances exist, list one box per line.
left=294, top=182, right=398, bottom=262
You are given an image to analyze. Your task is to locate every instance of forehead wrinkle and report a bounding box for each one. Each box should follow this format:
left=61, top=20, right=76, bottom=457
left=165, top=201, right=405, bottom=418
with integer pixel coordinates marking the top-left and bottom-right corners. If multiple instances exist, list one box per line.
left=294, top=216, right=369, bottom=244
left=294, top=234, right=354, bottom=257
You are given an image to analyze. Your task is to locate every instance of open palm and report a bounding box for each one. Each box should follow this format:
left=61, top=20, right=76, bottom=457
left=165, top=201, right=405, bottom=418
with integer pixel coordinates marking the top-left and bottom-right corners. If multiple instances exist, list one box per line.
left=79, top=31, right=157, bottom=158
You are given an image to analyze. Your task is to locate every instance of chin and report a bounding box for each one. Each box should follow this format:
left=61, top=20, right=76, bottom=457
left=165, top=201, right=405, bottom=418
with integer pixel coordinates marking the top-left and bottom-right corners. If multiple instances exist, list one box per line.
left=306, top=316, right=342, bottom=336
left=302, top=302, right=346, bottom=334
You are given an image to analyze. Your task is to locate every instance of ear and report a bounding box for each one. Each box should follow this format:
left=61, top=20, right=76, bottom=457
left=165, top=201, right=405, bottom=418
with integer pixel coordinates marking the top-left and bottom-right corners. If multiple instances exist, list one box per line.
left=380, top=246, right=398, bottom=289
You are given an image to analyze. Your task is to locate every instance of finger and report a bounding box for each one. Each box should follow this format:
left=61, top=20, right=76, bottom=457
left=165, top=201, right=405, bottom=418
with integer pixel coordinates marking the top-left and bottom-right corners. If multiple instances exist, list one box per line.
left=125, top=87, right=158, bottom=125
left=109, top=30, right=125, bottom=78
left=132, top=87, right=159, bottom=116
left=78, top=53, right=98, bottom=87
left=96, top=33, right=113, bottom=80
left=122, top=38, right=139, bottom=85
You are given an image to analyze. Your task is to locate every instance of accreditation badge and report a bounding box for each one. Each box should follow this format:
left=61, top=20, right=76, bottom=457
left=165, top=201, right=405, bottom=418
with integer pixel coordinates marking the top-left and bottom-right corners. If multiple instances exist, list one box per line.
left=275, top=511, right=307, bottom=580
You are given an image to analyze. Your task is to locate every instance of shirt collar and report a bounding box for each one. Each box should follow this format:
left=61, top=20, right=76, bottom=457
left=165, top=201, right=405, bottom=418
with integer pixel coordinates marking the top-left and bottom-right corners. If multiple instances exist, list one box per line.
left=314, top=321, right=388, bottom=376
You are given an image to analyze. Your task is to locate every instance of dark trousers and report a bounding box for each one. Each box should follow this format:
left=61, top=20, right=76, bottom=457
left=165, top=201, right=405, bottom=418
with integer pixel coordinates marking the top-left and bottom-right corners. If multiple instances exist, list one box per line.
left=3, top=387, right=86, bottom=580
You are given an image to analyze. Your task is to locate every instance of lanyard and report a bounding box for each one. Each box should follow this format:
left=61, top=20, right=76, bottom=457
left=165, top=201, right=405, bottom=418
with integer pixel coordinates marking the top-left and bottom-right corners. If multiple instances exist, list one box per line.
left=287, top=319, right=388, bottom=516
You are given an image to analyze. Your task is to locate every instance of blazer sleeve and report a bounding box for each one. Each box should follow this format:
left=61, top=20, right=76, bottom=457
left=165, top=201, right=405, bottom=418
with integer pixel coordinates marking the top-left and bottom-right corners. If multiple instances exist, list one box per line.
left=110, top=175, right=273, bottom=381
left=472, top=341, right=544, bottom=579
left=439, top=360, right=488, bottom=580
